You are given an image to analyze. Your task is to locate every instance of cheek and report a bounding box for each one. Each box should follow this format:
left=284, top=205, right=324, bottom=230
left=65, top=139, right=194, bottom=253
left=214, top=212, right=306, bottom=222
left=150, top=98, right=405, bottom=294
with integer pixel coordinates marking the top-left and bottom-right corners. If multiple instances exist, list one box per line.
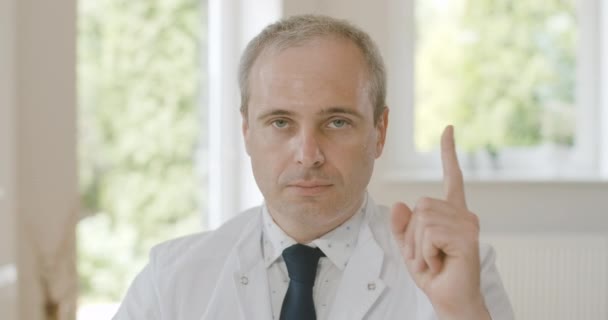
left=328, top=134, right=376, bottom=173
left=332, top=128, right=377, bottom=155
left=250, top=153, right=281, bottom=196
left=248, top=133, right=290, bottom=182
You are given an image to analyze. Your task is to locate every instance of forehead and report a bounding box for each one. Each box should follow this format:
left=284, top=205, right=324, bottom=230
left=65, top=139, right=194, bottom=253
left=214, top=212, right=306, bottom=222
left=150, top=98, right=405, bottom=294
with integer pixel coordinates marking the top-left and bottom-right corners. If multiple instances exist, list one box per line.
left=247, top=36, right=371, bottom=116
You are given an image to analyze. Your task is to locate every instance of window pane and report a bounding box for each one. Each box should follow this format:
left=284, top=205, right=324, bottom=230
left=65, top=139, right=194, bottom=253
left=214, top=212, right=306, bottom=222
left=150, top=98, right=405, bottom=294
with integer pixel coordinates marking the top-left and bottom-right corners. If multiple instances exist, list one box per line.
left=415, top=0, right=576, bottom=153
left=77, top=0, right=208, bottom=316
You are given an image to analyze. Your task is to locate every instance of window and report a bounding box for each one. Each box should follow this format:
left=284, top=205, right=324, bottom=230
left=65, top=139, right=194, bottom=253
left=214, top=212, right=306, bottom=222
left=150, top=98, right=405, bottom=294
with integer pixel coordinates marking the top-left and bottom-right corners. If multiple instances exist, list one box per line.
left=401, top=0, right=603, bottom=180
left=416, top=0, right=576, bottom=151
left=77, top=0, right=208, bottom=318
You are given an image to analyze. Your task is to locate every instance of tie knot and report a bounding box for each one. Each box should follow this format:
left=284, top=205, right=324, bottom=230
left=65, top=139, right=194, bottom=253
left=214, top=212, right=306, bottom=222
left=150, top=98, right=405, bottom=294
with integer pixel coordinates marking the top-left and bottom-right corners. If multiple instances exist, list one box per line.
left=282, top=244, right=325, bottom=285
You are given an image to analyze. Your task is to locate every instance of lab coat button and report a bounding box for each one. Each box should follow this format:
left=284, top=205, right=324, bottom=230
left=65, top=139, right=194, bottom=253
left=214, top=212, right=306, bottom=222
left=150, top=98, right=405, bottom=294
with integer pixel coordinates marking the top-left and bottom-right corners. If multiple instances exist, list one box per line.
left=241, top=276, right=249, bottom=285
left=367, top=282, right=376, bottom=291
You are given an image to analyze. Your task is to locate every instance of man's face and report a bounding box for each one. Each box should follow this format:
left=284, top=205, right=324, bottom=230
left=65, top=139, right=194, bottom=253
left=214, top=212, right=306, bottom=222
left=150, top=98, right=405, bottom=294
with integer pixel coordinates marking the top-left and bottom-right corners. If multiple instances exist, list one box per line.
left=243, top=36, right=388, bottom=231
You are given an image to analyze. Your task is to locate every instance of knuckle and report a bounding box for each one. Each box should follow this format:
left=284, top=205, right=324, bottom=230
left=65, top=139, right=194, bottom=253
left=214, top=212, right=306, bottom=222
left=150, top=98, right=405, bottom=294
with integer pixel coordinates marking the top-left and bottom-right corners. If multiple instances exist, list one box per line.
left=416, top=210, right=433, bottom=225
left=416, top=197, right=434, bottom=211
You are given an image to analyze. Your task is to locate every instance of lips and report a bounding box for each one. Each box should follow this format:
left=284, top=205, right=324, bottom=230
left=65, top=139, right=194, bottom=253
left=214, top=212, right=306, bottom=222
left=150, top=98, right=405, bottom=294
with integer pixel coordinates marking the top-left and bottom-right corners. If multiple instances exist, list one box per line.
left=286, top=181, right=333, bottom=196
left=289, top=181, right=332, bottom=188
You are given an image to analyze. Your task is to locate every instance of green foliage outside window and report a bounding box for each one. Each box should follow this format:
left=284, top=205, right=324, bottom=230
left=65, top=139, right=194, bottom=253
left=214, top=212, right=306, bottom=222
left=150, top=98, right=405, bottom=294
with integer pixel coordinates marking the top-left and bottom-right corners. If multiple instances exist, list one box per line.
left=77, top=0, right=207, bottom=303
left=416, top=0, right=576, bottom=152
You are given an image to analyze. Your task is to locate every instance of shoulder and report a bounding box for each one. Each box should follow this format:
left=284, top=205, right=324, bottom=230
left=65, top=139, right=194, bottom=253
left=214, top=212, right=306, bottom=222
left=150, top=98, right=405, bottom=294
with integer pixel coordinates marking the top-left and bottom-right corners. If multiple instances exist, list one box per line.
left=366, top=201, right=394, bottom=244
left=149, top=206, right=262, bottom=271
left=114, top=207, right=264, bottom=319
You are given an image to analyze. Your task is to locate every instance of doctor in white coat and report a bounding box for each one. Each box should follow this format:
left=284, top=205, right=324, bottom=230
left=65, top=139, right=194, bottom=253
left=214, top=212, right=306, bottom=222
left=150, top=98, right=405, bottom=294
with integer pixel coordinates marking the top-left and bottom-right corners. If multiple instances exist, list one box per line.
left=114, top=14, right=514, bottom=320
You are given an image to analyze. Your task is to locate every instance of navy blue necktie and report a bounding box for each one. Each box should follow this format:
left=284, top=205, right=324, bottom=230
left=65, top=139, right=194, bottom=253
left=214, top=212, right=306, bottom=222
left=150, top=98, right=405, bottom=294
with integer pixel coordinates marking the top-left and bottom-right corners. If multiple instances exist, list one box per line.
left=280, top=244, right=325, bottom=320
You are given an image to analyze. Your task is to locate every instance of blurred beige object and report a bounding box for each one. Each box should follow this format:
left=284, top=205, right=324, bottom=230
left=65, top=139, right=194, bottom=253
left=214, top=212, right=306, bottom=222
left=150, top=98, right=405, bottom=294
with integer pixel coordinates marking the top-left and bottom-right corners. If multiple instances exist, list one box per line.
left=1, top=0, right=79, bottom=319
left=25, top=209, right=79, bottom=320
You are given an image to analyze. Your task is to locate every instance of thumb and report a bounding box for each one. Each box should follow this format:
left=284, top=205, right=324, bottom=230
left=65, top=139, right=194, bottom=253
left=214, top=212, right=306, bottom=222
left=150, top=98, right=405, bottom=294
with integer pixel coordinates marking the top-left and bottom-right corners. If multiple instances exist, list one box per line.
left=391, top=202, right=413, bottom=243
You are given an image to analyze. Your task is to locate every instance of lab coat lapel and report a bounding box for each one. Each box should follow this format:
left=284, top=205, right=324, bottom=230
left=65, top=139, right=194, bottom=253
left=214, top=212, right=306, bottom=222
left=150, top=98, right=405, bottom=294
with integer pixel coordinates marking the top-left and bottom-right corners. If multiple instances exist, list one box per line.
left=232, top=214, right=273, bottom=320
left=327, top=218, right=386, bottom=320
left=199, top=211, right=273, bottom=320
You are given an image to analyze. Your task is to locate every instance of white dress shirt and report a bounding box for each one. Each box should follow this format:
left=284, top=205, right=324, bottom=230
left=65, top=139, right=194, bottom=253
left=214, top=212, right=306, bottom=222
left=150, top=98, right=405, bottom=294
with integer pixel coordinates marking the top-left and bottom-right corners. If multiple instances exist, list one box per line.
left=261, top=197, right=367, bottom=320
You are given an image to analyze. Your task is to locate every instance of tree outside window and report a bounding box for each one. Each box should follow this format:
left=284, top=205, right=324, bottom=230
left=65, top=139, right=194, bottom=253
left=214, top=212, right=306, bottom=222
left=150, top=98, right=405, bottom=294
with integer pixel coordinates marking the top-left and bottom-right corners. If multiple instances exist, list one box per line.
left=77, top=0, right=208, bottom=311
left=415, top=0, right=576, bottom=155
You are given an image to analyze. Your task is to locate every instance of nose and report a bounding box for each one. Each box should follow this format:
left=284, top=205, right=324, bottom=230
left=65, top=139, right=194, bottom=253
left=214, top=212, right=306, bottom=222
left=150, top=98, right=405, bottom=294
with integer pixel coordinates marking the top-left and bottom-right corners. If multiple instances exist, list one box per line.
left=295, top=128, right=325, bottom=168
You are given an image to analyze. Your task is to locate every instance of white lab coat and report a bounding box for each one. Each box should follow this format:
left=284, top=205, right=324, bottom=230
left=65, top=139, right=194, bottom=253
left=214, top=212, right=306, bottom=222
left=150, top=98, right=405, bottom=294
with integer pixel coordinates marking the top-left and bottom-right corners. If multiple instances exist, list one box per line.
left=114, top=198, right=514, bottom=320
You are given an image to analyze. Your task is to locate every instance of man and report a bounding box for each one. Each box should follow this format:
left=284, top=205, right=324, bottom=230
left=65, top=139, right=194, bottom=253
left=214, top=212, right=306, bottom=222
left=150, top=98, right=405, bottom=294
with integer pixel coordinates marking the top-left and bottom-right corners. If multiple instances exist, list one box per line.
left=114, top=14, right=513, bottom=320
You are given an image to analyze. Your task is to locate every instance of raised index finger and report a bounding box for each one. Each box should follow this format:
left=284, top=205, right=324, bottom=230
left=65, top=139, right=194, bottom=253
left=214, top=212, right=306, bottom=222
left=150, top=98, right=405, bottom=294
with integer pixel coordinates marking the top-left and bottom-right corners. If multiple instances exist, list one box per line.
left=441, top=125, right=467, bottom=209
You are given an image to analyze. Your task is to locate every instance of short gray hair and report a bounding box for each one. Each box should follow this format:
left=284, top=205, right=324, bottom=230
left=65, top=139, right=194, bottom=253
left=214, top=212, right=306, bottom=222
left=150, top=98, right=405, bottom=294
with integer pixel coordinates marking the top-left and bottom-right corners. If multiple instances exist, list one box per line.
left=238, top=14, right=387, bottom=123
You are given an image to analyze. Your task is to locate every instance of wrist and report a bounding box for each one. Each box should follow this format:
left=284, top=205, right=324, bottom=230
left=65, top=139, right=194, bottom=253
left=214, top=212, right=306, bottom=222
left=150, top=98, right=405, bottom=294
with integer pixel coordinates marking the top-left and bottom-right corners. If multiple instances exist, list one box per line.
left=436, top=296, right=491, bottom=320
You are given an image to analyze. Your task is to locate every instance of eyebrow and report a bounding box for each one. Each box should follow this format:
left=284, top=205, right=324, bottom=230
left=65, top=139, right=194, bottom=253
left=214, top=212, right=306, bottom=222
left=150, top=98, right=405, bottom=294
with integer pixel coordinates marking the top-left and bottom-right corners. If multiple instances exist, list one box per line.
left=319, top=107, right=364, bottom=119
left=256, top=109, right=295, bottom=122
left=256, top=106, right=364, bottom=122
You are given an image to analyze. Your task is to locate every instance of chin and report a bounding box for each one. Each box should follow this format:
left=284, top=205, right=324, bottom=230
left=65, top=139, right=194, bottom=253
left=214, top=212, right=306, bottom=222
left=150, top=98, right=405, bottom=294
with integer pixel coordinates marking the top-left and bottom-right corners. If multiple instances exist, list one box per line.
left=282, top=197, right=348, bottom=218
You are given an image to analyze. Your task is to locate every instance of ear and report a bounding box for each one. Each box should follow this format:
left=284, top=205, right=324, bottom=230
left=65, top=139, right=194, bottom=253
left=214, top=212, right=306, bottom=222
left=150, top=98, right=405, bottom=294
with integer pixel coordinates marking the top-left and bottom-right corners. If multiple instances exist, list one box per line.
left=374, top=107, right=389, bottom=158
left=241, top=110, right=251, bottom=156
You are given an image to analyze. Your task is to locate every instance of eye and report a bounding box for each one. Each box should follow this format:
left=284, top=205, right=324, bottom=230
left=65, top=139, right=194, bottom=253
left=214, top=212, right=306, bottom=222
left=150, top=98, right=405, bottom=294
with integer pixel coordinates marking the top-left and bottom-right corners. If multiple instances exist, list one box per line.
left=272, top=119, right=289, bottom=128
left=328, top=119, right=349, bottom=129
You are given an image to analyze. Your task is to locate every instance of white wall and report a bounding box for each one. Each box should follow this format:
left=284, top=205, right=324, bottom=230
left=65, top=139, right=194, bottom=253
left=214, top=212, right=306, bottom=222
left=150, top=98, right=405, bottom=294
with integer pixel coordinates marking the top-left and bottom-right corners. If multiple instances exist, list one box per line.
left=0, top=0, right=18, bottom=317
left=17, top=1, right=79, bottom=320
left=0, top=0, right=78, bottom=319
left=368, top=180, right=608, bottom=233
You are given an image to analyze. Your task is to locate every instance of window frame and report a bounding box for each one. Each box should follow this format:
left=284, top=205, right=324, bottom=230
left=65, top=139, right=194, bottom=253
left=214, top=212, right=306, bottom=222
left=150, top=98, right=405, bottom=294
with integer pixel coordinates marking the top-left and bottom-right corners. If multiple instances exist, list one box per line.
left=207, top=0, right=279, bottom=228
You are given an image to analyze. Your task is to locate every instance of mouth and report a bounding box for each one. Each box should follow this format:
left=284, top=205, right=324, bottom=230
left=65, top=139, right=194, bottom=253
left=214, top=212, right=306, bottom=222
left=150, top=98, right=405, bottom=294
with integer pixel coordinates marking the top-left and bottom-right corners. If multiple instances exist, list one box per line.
left=286, top=181, right=333, bottom=196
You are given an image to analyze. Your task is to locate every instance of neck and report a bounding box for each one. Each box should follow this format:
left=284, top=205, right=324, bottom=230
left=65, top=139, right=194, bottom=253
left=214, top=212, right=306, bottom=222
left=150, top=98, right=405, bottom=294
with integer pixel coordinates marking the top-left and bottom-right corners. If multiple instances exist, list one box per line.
left=268, top=196, right=365, bottom=243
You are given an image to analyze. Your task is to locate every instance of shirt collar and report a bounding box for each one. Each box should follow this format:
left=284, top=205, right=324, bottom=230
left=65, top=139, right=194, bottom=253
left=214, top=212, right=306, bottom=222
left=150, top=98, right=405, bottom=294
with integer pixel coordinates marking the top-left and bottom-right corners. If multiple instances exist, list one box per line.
left=261, top=194, right=368, bottom=270
left=261, top=205, right=297, bottom=267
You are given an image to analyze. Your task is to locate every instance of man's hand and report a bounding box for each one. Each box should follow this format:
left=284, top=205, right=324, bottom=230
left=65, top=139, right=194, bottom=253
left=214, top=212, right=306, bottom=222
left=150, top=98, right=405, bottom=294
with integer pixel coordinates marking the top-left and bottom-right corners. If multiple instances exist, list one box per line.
left=390, top=125, right=491, bottom=320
